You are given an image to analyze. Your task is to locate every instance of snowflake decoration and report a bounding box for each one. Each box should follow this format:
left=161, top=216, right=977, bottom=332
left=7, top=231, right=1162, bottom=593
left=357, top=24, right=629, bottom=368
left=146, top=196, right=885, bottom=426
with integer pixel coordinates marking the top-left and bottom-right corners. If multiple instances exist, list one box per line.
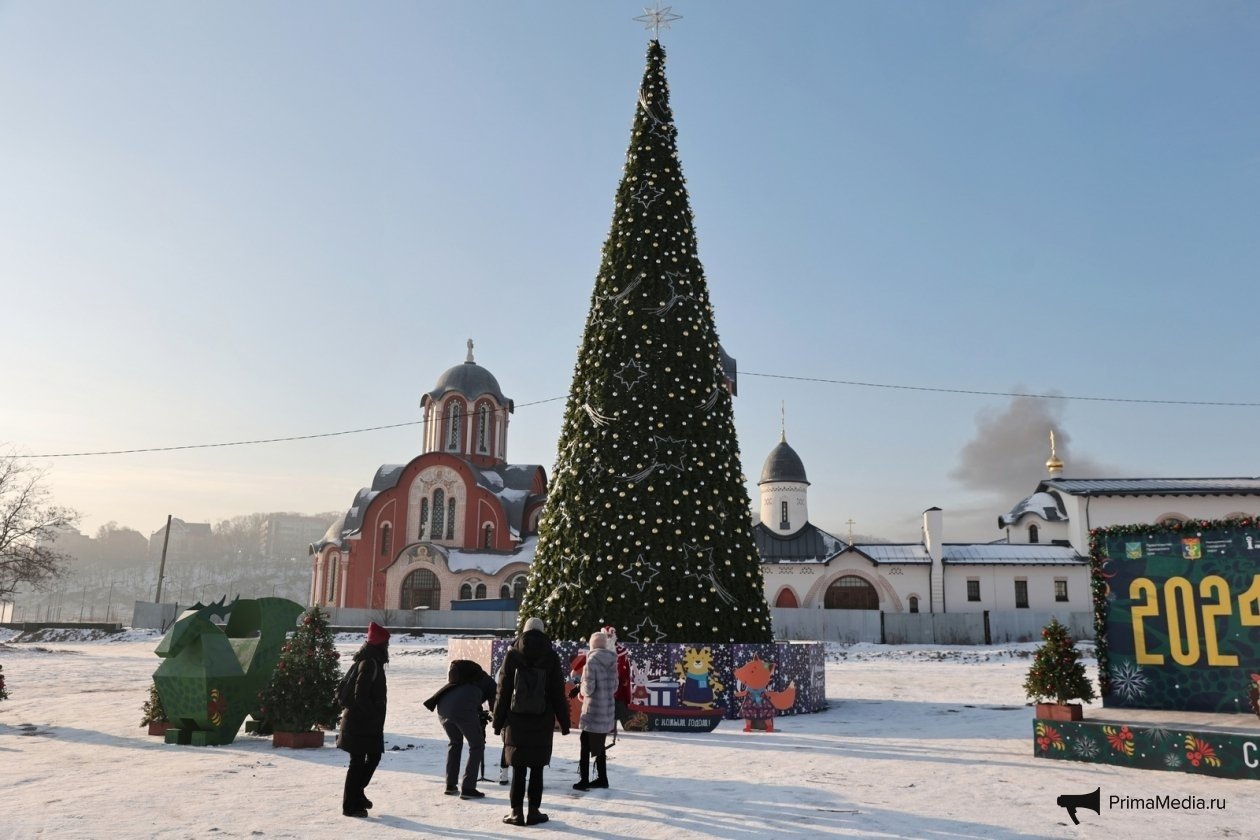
left=633, top=180, right=665, bottom=210
left=615, top=360, right=648, bottom=390
left=622, top=558, right=660, bottom=592
left=626, top=616, right=666, bottom=644
left=633, top=2, right=682, bottom=38
left=1109, top=659, right=1150, bottom=703
left=1164, top=752, right=1183, bottom=769
left=1071, top=738, right=1100, bottom=759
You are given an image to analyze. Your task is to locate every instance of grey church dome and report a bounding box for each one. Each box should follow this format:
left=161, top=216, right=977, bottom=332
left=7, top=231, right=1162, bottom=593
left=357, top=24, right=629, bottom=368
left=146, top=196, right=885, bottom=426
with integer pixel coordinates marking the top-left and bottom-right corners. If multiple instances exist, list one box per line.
left=759, top=439, right=809, bottom=485
left=424, top=341, right=509, bottom=405
left=427, top=361, right=507, bottom=403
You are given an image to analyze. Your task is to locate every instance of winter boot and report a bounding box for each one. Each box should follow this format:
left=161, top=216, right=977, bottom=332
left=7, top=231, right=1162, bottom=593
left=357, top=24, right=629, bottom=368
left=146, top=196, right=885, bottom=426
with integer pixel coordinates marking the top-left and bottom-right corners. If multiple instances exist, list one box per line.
left=502, top=811, right=525, bottom=826
left=499, top=766, right=510, bottom=785
left=590, top=751, right=608, bottom=788
left=525, top=810, right=550, bottom=825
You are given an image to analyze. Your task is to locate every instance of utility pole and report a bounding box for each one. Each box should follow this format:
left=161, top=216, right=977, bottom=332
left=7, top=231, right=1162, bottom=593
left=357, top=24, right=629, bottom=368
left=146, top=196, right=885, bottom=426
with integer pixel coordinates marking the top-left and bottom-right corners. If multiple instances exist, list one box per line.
left=155, top=514, right=172, bottom=604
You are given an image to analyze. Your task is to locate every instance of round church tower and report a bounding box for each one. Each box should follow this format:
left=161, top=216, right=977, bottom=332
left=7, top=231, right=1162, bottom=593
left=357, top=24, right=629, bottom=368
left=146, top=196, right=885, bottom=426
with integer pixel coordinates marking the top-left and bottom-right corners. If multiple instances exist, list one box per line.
left=758, top=432, right=810, bottom=536
left=420, top=340, right=514, bottom=468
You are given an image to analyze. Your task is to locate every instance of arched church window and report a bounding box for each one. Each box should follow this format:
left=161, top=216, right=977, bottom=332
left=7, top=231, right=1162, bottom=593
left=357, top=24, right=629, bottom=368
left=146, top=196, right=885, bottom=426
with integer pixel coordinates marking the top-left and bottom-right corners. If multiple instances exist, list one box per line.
left=432, top=489, right=445, bottom=540
left=510, top=574, right=527, bottom=603
left=460, top=583, right=472, bottom=600
left=780, top=500, right=790, bottom=530
left=401, top=568, right=441, bottom=610
left=447, top=403, right=461, bottom=451
left=380, top=523, right=392, bottom=557
left=477, top=404, right=490, bottom=453
left=475, top=583, right=487, bottom=599
left=774, top=587, right=798, bottom=608
left=824, top=575, right=879, bottom=610
left=326, top=559, right=337, bottom=603
left=446, top=499, right=456, bottom=540
left=484, top=524, right=494, bottom=548
left=1028, top=524, right=1039, bottom=544
left=419, top=499, right=429, bottom=539
left=909, top=595, right=919, bottom=613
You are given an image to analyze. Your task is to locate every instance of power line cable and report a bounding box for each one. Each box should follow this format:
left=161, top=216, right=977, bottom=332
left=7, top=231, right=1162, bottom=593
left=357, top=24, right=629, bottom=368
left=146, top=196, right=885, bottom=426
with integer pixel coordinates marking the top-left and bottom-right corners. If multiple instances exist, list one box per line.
left=14, top=371, right=1259, bottom=459
left=740, top=371, right=1260, bottom=407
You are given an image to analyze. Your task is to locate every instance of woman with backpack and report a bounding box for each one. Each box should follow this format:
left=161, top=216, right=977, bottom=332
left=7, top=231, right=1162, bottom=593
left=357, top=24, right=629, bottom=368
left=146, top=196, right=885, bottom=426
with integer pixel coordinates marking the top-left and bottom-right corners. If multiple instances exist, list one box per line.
left=492, top=616, right=570, bottom=827
left=337, top=621, right=390, bottom=818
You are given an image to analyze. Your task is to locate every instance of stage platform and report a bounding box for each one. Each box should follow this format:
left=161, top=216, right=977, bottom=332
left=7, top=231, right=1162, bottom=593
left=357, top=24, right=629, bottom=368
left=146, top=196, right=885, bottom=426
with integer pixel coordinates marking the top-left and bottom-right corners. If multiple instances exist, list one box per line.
left=1033, top=707, right=1260, bottom=779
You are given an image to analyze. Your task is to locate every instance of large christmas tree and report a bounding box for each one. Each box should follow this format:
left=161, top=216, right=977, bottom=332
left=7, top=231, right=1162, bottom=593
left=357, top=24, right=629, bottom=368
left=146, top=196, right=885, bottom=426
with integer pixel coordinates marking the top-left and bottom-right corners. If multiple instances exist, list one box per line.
left=521, top=40, right=772, bottom=644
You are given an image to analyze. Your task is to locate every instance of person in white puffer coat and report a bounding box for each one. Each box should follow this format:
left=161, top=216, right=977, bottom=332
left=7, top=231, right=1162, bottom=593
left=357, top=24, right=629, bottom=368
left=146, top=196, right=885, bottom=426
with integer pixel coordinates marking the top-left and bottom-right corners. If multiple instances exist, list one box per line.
left=573, top=631, right=617, bottom=791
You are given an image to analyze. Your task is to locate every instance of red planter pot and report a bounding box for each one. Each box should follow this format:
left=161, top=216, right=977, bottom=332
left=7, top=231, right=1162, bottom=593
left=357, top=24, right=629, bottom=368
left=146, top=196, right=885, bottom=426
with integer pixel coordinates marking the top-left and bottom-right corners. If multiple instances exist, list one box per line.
left=147, top=721, right=174, bottom=737
left=1035, top=703, right=1083, bottom=721
left=272, top=730, right=325, bottom=749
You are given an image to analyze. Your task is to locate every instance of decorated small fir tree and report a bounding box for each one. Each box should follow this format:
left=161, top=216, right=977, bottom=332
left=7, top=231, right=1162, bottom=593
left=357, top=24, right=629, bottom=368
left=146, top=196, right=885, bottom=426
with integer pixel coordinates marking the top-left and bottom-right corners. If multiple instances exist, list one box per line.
left=256, top=606, right=342, bottom=732
left=1024, top=618, right=1096, bottom=706
left=520, top=39, right=772, bottom=645
left=140, top=678, right=166, bottom=726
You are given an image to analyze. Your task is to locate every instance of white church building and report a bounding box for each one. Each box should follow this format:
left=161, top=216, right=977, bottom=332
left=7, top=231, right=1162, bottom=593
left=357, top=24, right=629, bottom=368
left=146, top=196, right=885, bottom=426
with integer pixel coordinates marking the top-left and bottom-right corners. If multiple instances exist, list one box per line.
left=754, top=434, right=1260, bottom=617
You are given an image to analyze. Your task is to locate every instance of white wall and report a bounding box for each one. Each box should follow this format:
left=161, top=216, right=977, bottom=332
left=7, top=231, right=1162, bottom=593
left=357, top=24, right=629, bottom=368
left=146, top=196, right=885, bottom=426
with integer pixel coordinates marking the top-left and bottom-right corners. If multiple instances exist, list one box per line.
left=942, top=565, right=1088, bottom=613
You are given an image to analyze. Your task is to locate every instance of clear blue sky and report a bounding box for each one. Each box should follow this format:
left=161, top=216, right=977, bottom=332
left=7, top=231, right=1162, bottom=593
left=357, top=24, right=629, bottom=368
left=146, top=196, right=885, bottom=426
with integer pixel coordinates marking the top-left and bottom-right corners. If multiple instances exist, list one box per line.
left=3, top=1, right=1258, bottom=544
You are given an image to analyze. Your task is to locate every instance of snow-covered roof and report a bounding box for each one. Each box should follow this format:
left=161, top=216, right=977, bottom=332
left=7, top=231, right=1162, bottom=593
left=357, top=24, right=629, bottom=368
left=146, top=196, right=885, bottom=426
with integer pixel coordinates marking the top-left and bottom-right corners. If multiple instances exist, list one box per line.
left=1040, top=477, right=1260, bottom=496
left=446, top=536, right=538, bottom=575
left=998, top=491, right=1068, bottom=528
left=943, top=544, right=1083, bottom=565
left=474, top=464, right=544, bottom=531
left=851, top=544, right=932, bottom=565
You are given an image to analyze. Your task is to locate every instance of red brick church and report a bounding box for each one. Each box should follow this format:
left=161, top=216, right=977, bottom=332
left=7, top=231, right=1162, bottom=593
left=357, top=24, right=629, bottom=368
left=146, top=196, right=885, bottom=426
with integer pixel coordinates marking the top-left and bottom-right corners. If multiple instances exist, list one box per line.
left=309, top=341, right=548, bottom=611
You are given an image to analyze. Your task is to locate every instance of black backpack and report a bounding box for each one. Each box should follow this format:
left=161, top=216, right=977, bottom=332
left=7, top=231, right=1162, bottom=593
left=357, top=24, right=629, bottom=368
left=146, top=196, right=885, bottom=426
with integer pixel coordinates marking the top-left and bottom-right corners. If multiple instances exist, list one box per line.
left=510, top=665, right=548, bottom=715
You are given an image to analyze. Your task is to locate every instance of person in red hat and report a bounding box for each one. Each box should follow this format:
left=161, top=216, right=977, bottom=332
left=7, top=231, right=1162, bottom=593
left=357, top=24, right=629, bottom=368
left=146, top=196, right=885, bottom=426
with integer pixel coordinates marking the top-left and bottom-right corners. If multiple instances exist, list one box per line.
left=337, top=621, right=390, bottom=818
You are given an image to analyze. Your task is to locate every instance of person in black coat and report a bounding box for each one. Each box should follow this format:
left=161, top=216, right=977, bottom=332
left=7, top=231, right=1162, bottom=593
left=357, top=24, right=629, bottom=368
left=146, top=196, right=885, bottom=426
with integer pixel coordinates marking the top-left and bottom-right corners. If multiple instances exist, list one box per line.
left=337, top=621, right=390, bottom=818
left=491, top=616, right=570, bottom=827
left=424, top=659, right=496, bottom=799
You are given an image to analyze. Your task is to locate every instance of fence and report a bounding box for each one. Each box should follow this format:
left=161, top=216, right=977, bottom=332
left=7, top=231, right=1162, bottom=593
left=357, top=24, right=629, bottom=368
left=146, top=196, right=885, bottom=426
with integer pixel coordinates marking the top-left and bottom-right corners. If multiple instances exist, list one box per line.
left=126, top=600, right=1093, bottom=645
left=778, top=608, right=1094, bottom=645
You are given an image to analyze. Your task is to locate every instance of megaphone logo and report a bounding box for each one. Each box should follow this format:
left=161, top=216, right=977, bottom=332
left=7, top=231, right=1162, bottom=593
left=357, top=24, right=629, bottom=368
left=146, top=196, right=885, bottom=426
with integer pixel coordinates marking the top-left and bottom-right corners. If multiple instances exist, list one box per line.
left=1056, top=787, right=1101, bottom=825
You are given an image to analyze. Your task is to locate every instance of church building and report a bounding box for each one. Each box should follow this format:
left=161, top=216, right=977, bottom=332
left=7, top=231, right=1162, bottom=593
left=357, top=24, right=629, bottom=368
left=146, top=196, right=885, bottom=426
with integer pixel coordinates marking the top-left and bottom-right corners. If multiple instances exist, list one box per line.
left=755, top=433, right=1260, bottom=616
left=309, top=342, right=547, bottom=611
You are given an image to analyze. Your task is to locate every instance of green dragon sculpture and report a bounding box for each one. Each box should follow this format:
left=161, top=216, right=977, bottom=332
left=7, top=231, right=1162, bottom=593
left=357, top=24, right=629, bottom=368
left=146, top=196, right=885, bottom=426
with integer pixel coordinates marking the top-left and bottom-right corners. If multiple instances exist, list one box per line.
left=153, top=596, right=304, bottom=746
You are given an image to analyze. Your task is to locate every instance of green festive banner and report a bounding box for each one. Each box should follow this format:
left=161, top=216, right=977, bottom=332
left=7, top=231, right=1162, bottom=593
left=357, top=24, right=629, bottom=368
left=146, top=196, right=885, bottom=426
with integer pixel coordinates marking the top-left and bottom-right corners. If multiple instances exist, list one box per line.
left=1034, top=718, right=1260, bottom=780
left=1099, top=522, right=1260, bottom=713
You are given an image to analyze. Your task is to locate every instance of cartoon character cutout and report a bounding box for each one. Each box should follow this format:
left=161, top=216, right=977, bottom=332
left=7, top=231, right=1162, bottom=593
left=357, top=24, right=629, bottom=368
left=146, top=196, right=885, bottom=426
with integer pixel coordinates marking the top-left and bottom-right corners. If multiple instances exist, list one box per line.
left=674, top=647, right=724, bottom=709
left=733, top=654, right=797, bottom=732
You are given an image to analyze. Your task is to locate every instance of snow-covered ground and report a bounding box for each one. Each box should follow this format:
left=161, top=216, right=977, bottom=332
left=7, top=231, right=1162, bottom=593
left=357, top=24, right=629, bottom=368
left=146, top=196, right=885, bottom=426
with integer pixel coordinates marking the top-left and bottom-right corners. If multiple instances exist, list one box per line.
left=1, top=628, right=1255, bottom=839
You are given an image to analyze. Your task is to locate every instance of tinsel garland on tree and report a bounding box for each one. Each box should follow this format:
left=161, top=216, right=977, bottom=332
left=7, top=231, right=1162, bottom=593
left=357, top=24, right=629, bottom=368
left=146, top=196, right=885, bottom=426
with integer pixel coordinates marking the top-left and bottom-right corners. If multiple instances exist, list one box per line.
left=1090, top=515, right=1256, bottom=697
left=520, top=40, right=772, bottom=644
left=256, top=606, right=342, bottom=732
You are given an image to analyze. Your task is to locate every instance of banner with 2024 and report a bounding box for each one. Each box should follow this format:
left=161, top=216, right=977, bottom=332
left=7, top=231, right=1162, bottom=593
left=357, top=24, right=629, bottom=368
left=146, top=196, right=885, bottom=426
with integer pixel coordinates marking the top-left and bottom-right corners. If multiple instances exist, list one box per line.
left=1100, top=521, right=1260, bottom=713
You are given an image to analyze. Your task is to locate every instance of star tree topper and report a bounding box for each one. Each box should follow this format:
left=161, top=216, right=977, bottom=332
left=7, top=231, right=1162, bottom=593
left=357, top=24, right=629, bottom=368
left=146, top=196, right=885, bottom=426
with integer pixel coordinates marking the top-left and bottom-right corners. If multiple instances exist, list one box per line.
left=633, top=2, right=682, bottom=38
